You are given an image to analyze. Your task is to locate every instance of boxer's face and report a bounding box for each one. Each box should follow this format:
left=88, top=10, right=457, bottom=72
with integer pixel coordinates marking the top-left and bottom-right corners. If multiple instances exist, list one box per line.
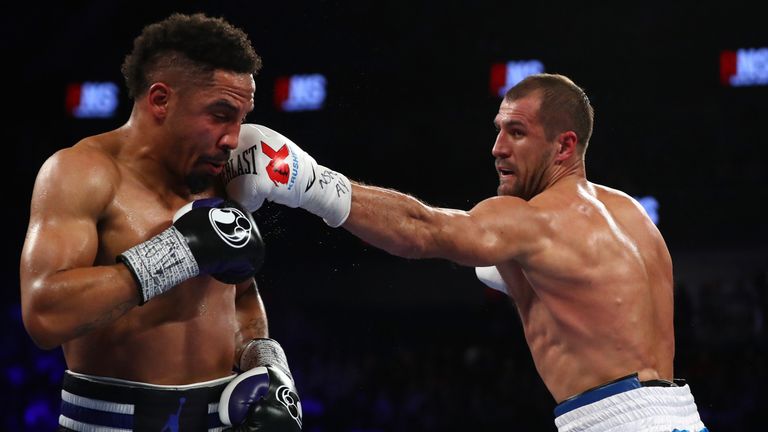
left=168, top=70, right=255, bottom=192
left=492, top=92, right=556, bottom=200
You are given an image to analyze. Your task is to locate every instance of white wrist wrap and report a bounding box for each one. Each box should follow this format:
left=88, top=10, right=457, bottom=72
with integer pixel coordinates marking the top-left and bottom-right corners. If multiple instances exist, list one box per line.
left=303, top=164, right=352, bottom=227
left=118, top=226, right=200, bottom=304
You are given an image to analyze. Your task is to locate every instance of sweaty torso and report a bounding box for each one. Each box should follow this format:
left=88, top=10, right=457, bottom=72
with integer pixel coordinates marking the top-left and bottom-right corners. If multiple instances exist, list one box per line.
left=496, top=180, right=674, bottom=402
left=63, top=132, right=237, bottom=385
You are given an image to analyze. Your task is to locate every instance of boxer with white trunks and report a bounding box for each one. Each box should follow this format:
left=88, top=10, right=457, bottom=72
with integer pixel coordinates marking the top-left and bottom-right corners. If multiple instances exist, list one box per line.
left=477, top=266, right=706, bottom=431
left=552, top=373, right=705, bottom=432
left=220, top=73, right=708, bottom=431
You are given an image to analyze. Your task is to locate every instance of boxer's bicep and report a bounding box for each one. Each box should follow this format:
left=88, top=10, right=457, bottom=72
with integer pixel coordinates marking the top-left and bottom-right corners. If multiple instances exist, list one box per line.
left=22, top=149, right=113, bottom=279
left=20, top=149, right=120, bottom=347
left=437, top=196, right=550, bottom=266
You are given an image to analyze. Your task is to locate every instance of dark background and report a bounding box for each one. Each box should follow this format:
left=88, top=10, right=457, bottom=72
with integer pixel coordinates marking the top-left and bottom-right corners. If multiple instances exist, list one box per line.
left=3, top=1, right=767, bottom=430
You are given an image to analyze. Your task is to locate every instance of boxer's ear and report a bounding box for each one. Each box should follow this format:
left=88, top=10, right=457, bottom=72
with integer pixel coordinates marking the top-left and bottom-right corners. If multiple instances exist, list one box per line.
left=554, top=131, right=577, bottom=163
left=147, top=82, right=172, bottom=120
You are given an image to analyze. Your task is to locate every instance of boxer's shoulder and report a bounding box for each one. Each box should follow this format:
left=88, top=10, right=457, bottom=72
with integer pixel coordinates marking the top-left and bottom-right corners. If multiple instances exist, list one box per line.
left=34, top=142, right=119, bottom=215
left=48, top=137, right=121, bottom=181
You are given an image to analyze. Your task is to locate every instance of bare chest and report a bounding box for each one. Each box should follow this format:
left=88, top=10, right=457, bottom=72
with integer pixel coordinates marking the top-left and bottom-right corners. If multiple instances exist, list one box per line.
left=94, top=175, right=198, bottom=265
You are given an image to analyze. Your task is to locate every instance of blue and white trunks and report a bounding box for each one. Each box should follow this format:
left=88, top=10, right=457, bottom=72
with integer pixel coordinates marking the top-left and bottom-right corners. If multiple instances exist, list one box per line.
left=58, top=370, right=235, bottom=432
left=554, top=373, right=708, bottom=432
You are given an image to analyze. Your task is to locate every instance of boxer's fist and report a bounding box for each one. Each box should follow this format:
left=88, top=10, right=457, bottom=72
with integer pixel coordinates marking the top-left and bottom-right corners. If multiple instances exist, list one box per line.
left=118, top=198, right=264, bottom=304
left=220, top=366, right=302, bottom=431
left=220, top=124, right=352, bottom=227
left=220, top=339, right=302, bottom=431
left=172, top=198, right=264, bottom=284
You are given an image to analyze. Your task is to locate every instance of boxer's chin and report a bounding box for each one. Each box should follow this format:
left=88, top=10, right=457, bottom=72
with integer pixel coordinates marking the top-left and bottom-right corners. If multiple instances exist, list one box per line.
left=185, top=173, right=213, bottom=194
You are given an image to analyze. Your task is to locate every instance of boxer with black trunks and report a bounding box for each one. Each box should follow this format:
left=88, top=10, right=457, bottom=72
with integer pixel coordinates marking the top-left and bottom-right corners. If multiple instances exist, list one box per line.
left=220, top=74, right=708, bottom=431
left=21, top=13, right=301, bottom=431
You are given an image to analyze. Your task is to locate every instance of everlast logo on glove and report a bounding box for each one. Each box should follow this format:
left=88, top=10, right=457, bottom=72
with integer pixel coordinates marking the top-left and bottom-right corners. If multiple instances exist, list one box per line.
left=220, top=144, right=260, bottom=184
left=223, top=124, right=351, bottom=227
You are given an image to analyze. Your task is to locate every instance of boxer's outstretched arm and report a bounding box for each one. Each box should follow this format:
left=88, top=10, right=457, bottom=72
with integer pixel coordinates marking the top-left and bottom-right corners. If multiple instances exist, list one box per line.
left=20, top=148, right=139, bottom=349
left=221, top=124, right=550, bottom=267
left=343, top=183, right=550, bottom=267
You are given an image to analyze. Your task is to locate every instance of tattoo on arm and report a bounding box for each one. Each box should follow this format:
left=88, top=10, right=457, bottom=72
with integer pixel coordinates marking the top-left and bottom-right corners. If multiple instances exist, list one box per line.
left=72, top=300, right=135, bottom=338
left=236, top=317, right=268, bottom=340
left=235, top=318, right=268, bottom=361
left=234, top=279, right=268, bottom=364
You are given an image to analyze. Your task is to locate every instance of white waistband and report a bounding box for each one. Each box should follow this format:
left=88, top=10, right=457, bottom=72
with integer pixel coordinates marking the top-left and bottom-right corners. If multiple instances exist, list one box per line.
left=555, top=385, right=707, bottom=432
left=66, top=370, right=235, bottom=390
left=59, top=416, right=133, bottom=432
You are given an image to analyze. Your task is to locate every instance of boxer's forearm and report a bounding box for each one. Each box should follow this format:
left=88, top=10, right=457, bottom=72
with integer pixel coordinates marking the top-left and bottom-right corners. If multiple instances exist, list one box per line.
left=234, top=280, right=268, bottom=368
left=21, top=264, right=140, bottom=349
left=343, top=183, right=466, bottom=260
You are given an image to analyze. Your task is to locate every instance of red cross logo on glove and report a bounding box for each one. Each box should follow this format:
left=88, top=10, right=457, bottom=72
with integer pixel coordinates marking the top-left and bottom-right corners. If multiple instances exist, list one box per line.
left=261, top=141, right=290, bottom=186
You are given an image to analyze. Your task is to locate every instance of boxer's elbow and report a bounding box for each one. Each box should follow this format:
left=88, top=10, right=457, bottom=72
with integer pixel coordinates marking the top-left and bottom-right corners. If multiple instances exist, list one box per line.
left=22, top=289, right=66, bottom=350
left=28, top=333, right=60, bottom=351
left=23, top=312, right=62, bottom=350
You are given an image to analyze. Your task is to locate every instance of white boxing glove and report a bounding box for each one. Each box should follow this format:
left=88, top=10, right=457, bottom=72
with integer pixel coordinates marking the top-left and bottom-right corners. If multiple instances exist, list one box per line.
left=220, top=124, right=351, bottom=227
left=475, top=266, right=509, bottom=295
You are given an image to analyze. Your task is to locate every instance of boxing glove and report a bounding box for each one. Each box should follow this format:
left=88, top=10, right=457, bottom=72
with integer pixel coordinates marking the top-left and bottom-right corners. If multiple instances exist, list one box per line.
left=220, top=338, right=302, bottom=431
left=118, top=198, right=264, bottom=304
left=220, top=124, right=352, bottom=227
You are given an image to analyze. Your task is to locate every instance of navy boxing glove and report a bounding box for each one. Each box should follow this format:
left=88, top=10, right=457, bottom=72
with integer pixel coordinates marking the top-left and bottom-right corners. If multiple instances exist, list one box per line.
left=173, top=198, right=264, bottom=284
left=118, top=198, right=264, bottom=304
left=220, top=339, right=302, bottom=431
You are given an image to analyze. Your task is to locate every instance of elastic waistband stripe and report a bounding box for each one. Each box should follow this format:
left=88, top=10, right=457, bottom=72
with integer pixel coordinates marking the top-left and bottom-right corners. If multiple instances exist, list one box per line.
left=61, top=401, right=133, bottom=429
left=59, top=415, right=132, bottom=432
left=62, top=390, right=134, bottom=415
left=554, top=375, right=641, bottom=417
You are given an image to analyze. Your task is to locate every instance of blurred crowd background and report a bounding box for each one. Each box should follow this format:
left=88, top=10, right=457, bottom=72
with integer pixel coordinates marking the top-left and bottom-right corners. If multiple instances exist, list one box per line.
left=3, top=1, right=766, bottom=430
